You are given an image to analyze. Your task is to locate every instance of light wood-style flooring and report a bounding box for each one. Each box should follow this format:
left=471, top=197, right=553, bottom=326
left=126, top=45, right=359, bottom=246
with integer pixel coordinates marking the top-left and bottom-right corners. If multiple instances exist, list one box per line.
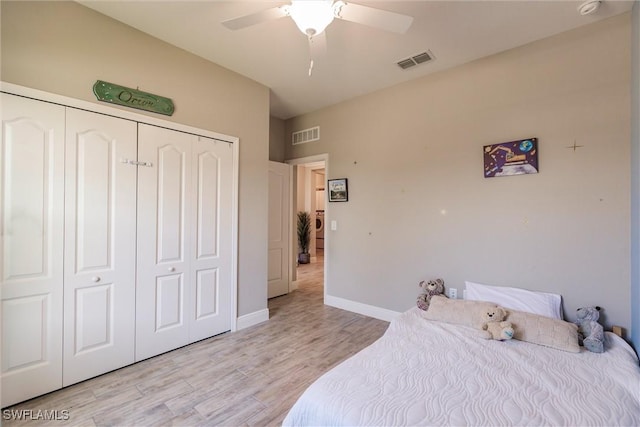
left=4, top=254, right=389, bottom=426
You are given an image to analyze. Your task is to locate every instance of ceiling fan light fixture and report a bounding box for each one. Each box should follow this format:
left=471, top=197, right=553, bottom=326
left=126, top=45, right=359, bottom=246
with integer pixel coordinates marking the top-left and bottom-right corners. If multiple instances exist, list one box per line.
left=288, top=0, right=336, bottom=37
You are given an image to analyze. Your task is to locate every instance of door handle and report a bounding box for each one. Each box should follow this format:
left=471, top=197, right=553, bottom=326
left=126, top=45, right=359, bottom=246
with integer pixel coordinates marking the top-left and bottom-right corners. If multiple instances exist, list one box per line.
left=120, top=158, right=153, bottom=167
left=168, top=267, right=176, bottom=272
left=92, top=276, right=101, bottom=283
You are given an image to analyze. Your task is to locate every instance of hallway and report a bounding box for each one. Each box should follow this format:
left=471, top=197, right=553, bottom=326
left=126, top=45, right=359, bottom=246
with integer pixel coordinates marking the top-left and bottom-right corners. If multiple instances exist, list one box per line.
left=293, top=249, right=324, bottom=293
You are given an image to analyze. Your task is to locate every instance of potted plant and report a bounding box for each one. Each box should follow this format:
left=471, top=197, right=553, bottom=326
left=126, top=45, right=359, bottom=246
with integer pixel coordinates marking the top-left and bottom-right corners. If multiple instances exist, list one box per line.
left=297, top=211, right=311, bottom=264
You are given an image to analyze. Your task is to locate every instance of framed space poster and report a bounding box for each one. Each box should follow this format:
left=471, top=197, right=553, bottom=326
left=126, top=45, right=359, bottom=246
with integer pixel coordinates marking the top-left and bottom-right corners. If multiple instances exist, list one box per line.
left=483, top=137, right=538, bottom=178
left=328, top=178, right=348, bottom=202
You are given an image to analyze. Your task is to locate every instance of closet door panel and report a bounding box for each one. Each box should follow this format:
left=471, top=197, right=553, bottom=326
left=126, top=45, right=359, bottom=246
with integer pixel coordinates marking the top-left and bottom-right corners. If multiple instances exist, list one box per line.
left=1, top=94, right=65, bottom=407
left=156, top=274, right=184, bottom=330
left=136, top=124, right=192, bottom=361
left=157, top=145, right=186, bottom=262
left=189, top=137, right=233, bottom=341
left=63, top=109, right=137, bottom=386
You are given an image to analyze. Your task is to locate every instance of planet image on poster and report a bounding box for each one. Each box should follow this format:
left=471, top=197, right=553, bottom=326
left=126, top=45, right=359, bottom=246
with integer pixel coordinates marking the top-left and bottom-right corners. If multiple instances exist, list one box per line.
left=519, top=139, right=534, bottom=152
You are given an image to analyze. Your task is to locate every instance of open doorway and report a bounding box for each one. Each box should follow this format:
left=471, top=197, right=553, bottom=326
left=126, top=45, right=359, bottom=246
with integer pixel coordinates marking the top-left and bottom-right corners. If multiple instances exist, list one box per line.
left=288, top=155, right=328, bottom=299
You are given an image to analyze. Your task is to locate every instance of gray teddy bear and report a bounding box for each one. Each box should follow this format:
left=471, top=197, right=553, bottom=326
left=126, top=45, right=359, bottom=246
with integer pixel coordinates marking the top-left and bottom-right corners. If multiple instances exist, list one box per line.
left=576, top=306, right=604, bottom=353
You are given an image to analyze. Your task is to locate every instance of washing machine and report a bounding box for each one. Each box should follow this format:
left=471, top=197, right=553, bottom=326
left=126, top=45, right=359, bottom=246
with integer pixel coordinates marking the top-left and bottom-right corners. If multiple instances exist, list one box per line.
left=315, top=211, right=324, bottom=249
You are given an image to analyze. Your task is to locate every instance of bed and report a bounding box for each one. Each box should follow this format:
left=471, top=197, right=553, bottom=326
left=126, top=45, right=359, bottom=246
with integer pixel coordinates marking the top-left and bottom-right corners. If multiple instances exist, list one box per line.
left=282, top=304, right=640, bottom=426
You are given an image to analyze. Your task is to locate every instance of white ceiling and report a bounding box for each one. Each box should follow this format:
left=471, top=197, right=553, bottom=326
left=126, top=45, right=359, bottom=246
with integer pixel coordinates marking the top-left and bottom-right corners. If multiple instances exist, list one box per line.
left=79, top=1, right=634, bottom=120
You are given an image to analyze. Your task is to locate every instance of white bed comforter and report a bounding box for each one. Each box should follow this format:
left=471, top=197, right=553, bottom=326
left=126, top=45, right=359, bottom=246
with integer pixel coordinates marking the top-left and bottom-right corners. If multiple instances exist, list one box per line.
left=283, top=308, right=640, bottom=427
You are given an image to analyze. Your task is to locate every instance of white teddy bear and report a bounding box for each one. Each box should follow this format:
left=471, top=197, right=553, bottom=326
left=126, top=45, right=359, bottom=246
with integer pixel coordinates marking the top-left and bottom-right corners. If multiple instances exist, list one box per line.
left=479, top=306, right=514, bottom=341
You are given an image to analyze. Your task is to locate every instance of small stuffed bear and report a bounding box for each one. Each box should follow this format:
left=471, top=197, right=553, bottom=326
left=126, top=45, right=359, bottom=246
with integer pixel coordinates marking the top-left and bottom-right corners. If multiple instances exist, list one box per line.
left=416, top=278, right=446, bottom=311
left=576, top=306, right=604, bottom=353
left=479, top=306, right=514, bottom=341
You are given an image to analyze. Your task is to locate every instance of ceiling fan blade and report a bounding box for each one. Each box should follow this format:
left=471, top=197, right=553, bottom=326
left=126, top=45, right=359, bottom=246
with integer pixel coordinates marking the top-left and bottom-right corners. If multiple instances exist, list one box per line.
left=336, top=2, right=413, bottom=34
left=222, top=6, right=288, bottom=31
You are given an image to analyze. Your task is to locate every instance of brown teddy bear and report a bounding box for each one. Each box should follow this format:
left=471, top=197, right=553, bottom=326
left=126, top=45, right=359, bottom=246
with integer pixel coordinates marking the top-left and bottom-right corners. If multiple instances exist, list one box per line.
left=479, top=306, right=514, bottom=341
left=416, top=278, right=446, bottom=311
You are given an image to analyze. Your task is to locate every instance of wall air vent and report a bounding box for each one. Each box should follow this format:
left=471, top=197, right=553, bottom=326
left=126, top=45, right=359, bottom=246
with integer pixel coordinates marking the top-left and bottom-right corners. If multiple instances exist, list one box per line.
left=397, top=50, right=434, bottom=70
left=292, top=126, right=320, bottom=145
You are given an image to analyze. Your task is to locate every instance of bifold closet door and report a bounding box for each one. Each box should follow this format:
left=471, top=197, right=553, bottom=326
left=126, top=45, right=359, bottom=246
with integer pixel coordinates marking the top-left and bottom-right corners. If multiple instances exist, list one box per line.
left=136, top=124, right=193, bottom=360
left=62, top=109, right=137, bottom=386
left=136, top=124, right=233, bottom=361
left=1, top=94, right=65, bottom=407
left=188, top=136, right=233, bottom=342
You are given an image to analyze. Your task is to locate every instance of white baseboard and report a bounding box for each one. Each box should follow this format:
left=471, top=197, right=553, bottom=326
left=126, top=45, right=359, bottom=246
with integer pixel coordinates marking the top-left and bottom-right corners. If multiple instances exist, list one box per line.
left=324, top=295, right=401, bottom=322
left=236, top=308, right=269, bottom=330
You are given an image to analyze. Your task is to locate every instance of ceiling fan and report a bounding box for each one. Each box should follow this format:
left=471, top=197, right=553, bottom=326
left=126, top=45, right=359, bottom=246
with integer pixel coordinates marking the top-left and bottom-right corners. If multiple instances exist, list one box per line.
left=222, top=1, right=414, bottom=75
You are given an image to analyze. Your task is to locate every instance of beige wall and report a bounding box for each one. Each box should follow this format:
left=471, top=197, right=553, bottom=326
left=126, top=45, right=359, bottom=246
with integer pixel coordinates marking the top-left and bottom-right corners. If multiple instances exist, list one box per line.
left=286, top=14, right=632, bottom=330
left=269, top=116, right=286, bottom=162
left=1, top=1, right=270, bottom=317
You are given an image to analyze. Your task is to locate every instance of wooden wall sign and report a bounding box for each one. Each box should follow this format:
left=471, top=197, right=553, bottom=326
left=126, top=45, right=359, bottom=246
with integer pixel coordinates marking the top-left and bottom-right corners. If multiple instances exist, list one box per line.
left=93, top=80, right=175, bottom=116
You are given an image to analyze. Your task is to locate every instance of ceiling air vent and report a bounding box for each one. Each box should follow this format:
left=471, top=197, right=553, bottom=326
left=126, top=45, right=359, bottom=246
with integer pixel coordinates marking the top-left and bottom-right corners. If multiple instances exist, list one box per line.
left=292, top=126, right=320, bottom=145
left=397, top=50, right=434, bottom=70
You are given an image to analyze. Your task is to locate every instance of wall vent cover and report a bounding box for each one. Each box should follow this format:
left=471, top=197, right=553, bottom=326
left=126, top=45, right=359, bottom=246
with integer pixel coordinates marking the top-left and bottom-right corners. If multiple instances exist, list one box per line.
left=397, top=50, right=434, bottom=70
left=292, top=126, right=320, bottom=145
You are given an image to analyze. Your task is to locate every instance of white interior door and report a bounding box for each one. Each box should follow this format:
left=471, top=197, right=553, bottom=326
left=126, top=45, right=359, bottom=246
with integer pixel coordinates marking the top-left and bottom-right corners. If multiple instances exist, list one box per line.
left=189, top=136, right=233, bottom=341
left=136, top=124, right=192, bottom=360
left=268, top=161, right=291, bottom=298
left=63, top=109, right=137, bottom=386
left=1, top=94, right=65, bottom=407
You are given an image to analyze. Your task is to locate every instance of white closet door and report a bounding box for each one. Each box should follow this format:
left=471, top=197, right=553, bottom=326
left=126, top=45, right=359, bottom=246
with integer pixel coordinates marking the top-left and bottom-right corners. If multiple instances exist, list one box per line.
left=1, top=94, right=65, bottom=407
left=189, top=136, right=233, bottom=342
left=63, top=109, right=137, bottom=386
left=136, top=124, right=192, bottom=360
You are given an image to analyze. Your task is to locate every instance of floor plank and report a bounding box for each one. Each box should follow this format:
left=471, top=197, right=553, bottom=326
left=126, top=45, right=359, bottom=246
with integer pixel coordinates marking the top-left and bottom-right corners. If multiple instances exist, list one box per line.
left=3, top=254, right=389, bottom=426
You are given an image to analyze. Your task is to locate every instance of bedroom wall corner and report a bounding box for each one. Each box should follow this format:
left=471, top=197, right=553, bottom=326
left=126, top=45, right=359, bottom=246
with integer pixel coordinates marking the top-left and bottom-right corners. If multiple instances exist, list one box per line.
left=270, top=115, right=287, bottom=162
left=630, top=0, right=639, bottom=357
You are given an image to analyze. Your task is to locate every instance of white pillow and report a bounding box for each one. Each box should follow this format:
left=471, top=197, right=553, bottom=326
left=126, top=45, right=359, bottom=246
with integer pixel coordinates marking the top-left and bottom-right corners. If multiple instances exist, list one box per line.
left=465, top=281, right=563, bottom=320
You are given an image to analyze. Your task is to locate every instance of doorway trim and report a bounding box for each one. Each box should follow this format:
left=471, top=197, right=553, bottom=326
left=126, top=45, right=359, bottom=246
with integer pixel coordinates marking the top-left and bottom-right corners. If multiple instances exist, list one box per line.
left=287, top=153, right=329, bottom=303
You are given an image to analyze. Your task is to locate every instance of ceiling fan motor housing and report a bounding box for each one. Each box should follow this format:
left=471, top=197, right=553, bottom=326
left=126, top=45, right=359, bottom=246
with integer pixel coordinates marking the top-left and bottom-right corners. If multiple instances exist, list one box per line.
left=287, top=0, right=341, bottom=37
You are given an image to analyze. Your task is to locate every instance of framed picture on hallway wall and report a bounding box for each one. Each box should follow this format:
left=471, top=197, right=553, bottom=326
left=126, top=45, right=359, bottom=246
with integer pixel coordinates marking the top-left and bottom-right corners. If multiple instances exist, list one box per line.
left=328, top=178, right=348, bottom=202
